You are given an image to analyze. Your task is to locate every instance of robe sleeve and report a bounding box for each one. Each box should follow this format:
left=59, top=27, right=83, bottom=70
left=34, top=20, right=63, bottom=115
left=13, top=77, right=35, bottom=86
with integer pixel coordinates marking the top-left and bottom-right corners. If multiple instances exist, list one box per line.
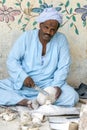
left=51, top=35, right=71, bottom=88
left=6, top=32, right=28, bottom=90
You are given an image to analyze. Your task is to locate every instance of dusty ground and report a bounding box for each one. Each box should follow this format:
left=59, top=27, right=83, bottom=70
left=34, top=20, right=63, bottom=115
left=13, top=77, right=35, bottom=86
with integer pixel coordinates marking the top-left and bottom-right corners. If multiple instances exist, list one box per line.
left=0, top=102, right=82, bottom=130
left=0, top=106, right=51, bottom=130
left=0, top=118, right=50, bottom=130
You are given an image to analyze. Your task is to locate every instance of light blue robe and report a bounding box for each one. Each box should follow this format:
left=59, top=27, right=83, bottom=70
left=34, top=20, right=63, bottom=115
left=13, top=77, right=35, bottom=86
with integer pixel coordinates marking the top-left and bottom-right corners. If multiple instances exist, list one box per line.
left=0, top=29, right=79, bottom=106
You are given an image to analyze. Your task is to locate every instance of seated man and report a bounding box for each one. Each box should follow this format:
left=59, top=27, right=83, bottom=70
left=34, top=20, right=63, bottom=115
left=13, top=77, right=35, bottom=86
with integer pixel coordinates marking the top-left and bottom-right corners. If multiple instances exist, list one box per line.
left=0, top=7, right=79, bottom=108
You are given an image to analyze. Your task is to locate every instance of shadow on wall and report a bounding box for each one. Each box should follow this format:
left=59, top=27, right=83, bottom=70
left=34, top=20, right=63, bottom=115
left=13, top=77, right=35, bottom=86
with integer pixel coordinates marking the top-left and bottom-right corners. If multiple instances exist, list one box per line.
left=67, top=61, right=87, bottom=87
left=0, top=31, right=22, bottom=79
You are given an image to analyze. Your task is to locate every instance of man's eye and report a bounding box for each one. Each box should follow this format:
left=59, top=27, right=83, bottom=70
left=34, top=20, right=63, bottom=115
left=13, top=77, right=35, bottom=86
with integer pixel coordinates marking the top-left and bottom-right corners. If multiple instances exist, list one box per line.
left=51, top=29, right=55, bottom=31
left=44, top=26, right=48, bottom=29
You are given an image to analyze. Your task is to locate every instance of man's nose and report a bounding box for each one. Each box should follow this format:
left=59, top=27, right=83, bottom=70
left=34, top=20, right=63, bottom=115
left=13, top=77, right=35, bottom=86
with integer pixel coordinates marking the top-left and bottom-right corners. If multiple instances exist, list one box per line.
left=46, top=29, right=51, bottom=35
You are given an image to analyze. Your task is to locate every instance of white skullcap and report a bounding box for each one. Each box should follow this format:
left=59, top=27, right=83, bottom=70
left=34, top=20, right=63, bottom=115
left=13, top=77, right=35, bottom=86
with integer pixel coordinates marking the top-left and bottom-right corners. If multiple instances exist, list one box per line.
left=36, top=7, right=63, bottom=25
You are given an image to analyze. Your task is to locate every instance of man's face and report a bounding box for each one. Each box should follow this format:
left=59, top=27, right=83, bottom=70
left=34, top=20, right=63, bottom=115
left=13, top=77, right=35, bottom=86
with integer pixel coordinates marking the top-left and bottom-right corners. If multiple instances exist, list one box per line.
left=39, top=20, right=59, bottom=42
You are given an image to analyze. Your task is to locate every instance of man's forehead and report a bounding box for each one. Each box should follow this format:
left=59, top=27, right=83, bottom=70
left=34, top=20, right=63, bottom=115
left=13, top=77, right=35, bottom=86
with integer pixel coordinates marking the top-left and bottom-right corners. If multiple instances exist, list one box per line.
left=43, top=20, right=59, bottom=27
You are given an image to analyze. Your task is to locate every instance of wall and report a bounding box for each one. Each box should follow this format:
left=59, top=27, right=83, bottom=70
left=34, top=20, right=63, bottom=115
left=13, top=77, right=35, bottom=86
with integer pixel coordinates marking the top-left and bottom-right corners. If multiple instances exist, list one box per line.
left=0, top=0, right=87, bottom=87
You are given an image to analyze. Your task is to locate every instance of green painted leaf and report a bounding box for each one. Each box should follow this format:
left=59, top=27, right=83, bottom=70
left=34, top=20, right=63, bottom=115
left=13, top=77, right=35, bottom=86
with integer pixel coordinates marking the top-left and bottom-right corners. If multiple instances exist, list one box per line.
left=32, top=8, right=43, bottom=13
left=70, top=8, right=73, bottom=14
left=72, top=15, right=76, bottom=22
left=48, top=5, right=53, bottom=8
left=18, top=19, right=21, bottom=24
left=2, top=0, right=6, bottom=4
left=65, top=0, right=70, bottom=7
left=83, top=21, right=86, bottom=27
left=60, top=24, right=63, bottom=27
left=70, top=22, right=73, bottom=27
left=77, top=3, right=81, bottom=8
left=62, top=10, right=66, bottom=13
left=39, top=0, right=42, bottom=4
left=23, top=24, right=27, bottom=27
left=33, top=21, right=37, bottom=26
left=59, top=3, right=64, bottom=6
left=33, top=27, right=37, bottom=30
left=42, top=3, right=48, bottom=8
left=55, top=7, right=61, bottom=11
left=15, top=3, right=20, bottom=6
left=75, top=28, right=79, bottom=35
left=66, top=16, right=70, bottom=19
left=27, top=1, right=30, bottom=7
left=25, top=18, right=29, bottom=21
left=21, top=28, right=25, bottom=32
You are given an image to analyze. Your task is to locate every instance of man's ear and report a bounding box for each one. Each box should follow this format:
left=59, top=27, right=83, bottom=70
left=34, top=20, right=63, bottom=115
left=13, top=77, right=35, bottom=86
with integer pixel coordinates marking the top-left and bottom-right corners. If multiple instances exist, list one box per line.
left=39, top=23, right=43, bottom=28
left=57, top=23, right=60, bottom=29
left=39, top=23, right=41, bottom=28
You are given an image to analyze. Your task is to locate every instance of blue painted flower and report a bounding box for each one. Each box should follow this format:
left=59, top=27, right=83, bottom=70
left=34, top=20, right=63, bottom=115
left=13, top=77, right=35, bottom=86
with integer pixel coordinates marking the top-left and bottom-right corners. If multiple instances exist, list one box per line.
left=75, top=5, right=87, bottom=21
left=31, top=3, right=61, bottom=13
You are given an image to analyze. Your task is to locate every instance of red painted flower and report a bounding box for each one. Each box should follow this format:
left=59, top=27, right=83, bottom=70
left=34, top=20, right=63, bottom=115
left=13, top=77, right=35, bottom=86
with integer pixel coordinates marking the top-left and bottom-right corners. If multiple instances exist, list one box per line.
left=0, top=5, right=21, bottom=23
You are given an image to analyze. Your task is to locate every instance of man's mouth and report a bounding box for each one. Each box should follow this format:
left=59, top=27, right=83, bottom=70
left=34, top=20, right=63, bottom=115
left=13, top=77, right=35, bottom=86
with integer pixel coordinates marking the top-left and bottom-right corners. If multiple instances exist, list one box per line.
left=44, top=34, right=51, bottom=38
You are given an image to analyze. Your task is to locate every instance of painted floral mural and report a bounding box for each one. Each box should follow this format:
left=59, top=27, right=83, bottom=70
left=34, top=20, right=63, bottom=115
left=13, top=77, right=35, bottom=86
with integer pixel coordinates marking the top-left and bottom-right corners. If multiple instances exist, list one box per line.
left=0, top=0, right=87, bottom=35
left=0, top=5, right=21, bottom=23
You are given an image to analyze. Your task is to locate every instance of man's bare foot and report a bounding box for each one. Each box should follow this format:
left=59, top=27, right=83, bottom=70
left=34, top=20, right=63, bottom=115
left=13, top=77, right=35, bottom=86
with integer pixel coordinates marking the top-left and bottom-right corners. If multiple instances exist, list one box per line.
left=17, top=99, right=33, bottom=109
left=17, top=99, right=29, bottom=106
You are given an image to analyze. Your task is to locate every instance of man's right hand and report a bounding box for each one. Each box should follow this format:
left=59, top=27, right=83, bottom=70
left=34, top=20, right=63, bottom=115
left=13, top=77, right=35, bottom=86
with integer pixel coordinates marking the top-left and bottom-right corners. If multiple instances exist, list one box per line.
left=23, top=77, right=35, bottom=87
